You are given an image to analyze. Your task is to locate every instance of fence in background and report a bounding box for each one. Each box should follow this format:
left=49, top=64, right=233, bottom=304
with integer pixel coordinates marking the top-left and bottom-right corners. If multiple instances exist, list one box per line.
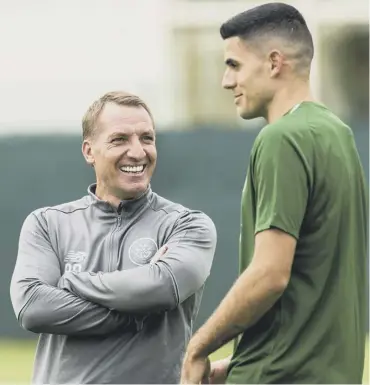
left=1, top=123, right=368, bottom=338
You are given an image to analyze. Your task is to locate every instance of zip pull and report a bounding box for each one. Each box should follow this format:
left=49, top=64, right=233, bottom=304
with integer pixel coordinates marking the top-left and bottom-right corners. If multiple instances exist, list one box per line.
left=134, top=315, right=148, bottom=331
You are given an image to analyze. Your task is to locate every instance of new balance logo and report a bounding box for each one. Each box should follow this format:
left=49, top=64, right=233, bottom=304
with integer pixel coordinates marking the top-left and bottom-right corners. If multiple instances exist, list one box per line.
left=64, top=251, right=87, bottom=273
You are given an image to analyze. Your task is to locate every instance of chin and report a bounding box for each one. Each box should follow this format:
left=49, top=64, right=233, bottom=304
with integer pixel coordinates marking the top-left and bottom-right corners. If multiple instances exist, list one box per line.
left=239, top=108, right=260, bottom=120
left=121, top=183, right=149, bottom=199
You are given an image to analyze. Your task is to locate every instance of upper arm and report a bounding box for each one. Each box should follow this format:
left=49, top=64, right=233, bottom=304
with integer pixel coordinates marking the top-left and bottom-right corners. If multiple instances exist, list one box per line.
left=250, top=129, right=310, bottom=285
left=159, top=210, right=217, bottom=303
left=252, top=229, right=296, bottom=290
left=10, top=211, right=62, bottom=318
left=252, top=128, right=310, bottom=239
left=11, top=211, right=132, bottom=335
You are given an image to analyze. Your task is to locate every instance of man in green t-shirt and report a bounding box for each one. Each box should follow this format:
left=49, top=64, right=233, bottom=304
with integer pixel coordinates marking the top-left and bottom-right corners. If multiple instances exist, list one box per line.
left=180, top=3, right=368, bottom=384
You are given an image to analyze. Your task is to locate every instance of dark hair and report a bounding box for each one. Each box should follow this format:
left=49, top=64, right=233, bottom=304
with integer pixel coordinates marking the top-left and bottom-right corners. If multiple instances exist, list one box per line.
left=220, top=2, right=314, bottom=64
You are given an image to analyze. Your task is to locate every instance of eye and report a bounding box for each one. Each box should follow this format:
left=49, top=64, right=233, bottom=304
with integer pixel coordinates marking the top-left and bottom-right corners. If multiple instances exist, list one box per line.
left=142, top=135, right=154, bottom=143
left=226, top=59, right=239, bottom=70
left=229, top=62, right=239, bottom=70
left=111, top=137, right=127, bottom=143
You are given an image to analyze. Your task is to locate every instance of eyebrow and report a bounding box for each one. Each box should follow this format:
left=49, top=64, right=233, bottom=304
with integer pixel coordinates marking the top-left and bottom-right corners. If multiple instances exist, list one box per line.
left=108, top=130, right=155, bottom=139
left=108, top=132, right=128, bottom=139
left=139, top=130, right=155, bottom=137
left=225, top=58, right=239, bottom=67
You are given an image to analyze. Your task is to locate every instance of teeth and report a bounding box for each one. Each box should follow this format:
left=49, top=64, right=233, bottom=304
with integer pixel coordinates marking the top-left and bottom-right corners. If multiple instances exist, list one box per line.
left=120, top=165, right=144, bottom=173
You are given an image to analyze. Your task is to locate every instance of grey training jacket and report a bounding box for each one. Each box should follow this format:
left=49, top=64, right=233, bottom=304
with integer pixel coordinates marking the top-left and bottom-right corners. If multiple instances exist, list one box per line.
left=10, top=184, right=217, bottom=384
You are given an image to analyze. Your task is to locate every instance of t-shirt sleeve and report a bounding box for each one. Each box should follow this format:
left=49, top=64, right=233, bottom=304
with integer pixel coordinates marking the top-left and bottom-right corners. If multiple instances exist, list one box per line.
left=251, top=128, right=310, bottom=239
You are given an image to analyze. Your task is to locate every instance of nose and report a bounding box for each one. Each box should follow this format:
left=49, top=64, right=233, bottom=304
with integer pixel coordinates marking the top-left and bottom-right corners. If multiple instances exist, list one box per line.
left=127, top=137, right=146, bottom=160
left=222, top=68, right=236, bottom=90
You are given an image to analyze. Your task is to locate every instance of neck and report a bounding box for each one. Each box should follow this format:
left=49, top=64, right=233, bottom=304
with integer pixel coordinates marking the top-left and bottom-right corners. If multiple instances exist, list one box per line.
left=95, top=182, right=138, bottom=208
left=95, top=185, right=122, bottom=208
left=266, top=79, right=314, bottom=124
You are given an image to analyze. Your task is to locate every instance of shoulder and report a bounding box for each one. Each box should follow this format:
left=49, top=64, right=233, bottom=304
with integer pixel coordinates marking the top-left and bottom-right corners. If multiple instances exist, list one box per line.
left=149, top=192, right=188, bottom=215
left=150, top=192, right=216, bottom=235
left=256, top=102, right=346, bottom=146
left=252, top=109, right=316, bottom=160
left=256, top=114, right=304, bottom=144
left=24, top=196, right=91, bottom=228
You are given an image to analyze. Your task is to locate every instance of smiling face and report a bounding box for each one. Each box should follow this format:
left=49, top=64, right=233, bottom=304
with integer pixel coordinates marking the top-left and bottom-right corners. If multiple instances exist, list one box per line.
left=222, top=36, right=277, bottom=120
left=82, top=102, right=157, bottom=205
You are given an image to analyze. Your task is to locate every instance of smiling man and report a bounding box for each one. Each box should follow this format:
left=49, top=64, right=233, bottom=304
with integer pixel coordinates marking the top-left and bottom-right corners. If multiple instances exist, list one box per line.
left=10, top=91, right=217, bottom=384
left=180, top=3, right=368, bottom=384
left=83, top=97, right=157, bottom=206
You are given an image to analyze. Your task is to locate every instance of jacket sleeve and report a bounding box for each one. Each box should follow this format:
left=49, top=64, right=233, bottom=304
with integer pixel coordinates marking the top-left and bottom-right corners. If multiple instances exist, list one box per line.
left=10, top=211, right=133, bottom=336
left=59, top=211, right=217, bottom=313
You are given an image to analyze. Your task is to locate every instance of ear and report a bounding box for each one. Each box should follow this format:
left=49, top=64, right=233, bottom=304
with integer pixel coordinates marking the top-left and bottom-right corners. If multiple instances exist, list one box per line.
left=268, top=50, right=284, bottom=78
left=82, top=139, right=95, bottom=167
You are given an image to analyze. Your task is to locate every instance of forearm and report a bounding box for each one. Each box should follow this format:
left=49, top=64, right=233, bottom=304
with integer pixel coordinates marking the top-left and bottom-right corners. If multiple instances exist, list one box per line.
left=11, top=212, right=134, bottom=336
left=13, top=280, right=132, bottom=336
left=187, top=262, right=286, bottom=358
left=59, top=262, right=179, bottom=313
left=59, top=212, right=216, bottom=314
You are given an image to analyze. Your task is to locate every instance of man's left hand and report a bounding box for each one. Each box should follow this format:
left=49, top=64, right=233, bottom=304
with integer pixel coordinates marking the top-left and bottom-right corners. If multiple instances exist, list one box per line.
left=180, top=353, right=211, bottom=384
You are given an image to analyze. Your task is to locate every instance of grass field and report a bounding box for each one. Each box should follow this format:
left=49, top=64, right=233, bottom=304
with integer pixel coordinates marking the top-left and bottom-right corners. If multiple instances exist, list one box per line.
left=0, top=337, right=368, bottom=383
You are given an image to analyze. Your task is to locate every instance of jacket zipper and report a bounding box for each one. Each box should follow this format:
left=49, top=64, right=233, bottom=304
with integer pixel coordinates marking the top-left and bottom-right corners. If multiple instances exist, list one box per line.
left=108, top=213, right=122, bottom=271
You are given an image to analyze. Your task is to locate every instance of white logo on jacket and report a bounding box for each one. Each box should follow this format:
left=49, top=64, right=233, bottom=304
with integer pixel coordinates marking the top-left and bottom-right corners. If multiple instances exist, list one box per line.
left=64, top=251, right=87, bottom=273
left=129, top=238, right=158, bottom=266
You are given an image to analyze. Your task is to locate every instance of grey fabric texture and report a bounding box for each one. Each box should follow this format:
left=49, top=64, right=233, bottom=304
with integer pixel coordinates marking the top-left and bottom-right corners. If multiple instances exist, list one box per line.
left=10, top=184, right=217, bottom=384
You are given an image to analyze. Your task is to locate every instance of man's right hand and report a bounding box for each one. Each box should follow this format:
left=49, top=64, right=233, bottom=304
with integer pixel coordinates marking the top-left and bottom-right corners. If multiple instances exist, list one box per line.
left=150, top=244, right=168, bottom=264
left=206, top=356, right=231, bottom=384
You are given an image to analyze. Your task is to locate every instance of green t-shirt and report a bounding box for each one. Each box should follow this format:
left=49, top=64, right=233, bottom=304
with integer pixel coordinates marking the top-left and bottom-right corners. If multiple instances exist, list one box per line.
left=227, top=102, right=368, bottom=384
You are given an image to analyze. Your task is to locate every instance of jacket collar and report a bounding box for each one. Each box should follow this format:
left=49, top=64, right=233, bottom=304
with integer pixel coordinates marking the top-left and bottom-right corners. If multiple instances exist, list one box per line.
left=87, top=183, right=153, bottom=215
